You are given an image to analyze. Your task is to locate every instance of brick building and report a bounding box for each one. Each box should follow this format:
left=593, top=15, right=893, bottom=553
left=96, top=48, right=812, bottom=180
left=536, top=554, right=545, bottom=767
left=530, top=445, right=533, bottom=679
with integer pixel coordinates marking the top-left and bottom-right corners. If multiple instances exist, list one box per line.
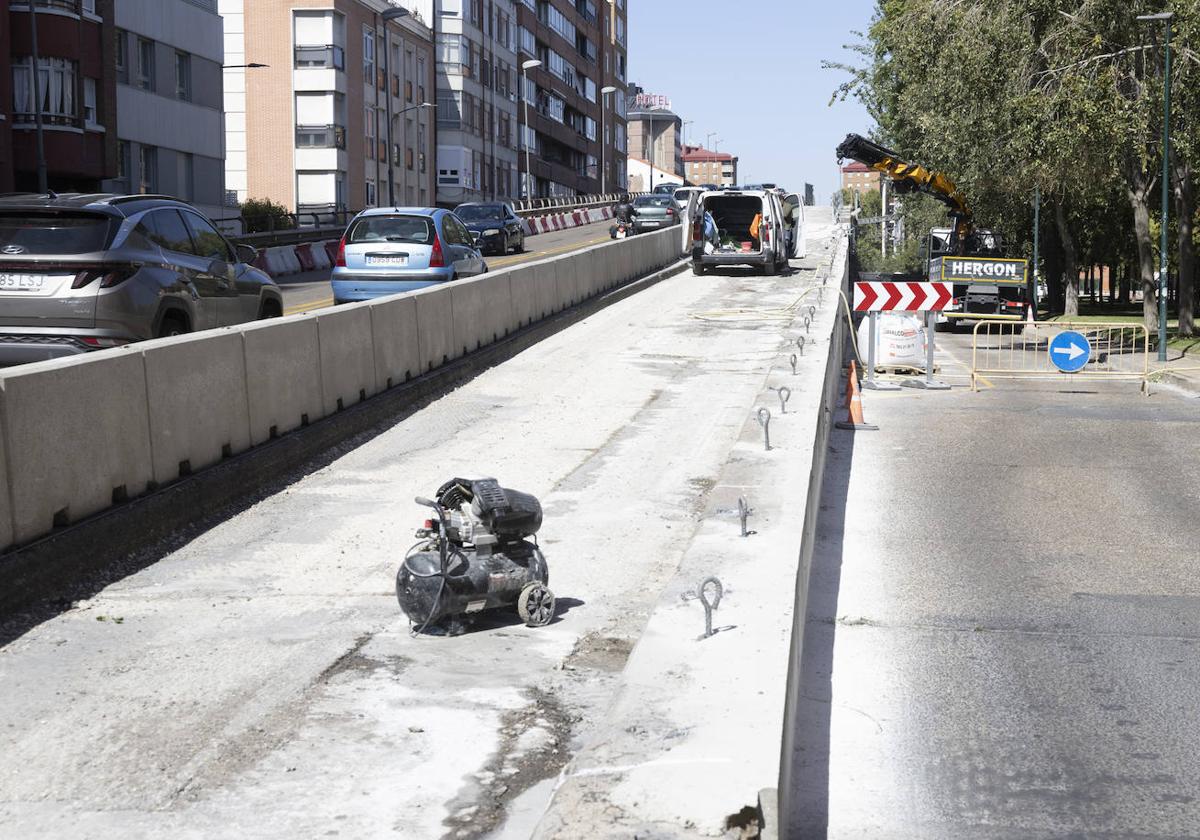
left=841, top=160, right=879, bottom=196
left=514, top=0, right=628, bottom=198
left=2, top=0, right=117, bottom=193
left=681, top=144, right=735, bottom=187
left=222, top=0, right=437, bottom=215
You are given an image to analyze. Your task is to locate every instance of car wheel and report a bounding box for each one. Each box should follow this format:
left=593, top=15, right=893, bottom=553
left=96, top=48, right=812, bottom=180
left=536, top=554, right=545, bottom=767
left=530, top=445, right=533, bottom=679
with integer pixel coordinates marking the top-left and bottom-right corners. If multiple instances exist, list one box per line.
left=501, top=234, right=509, bottom=255
left=692, top=263, right=706, bottom=276
left=258, top=300, right=282, bottom=320
left=157, top=313, right=189, bottom=338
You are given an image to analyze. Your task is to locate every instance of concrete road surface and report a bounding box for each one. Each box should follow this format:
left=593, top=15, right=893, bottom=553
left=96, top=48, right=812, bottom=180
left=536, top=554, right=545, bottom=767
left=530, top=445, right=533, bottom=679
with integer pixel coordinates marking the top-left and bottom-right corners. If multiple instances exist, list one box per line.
left=279, top=221, right=624, bottom=316
left=788, top=329, right=1200, bottom=838
left=0, top=218, right=836, bottom=839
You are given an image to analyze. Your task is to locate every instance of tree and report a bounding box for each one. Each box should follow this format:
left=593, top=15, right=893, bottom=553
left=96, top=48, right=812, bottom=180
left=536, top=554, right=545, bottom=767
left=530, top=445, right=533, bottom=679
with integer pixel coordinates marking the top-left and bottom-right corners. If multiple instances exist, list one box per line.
left=240, top=198, right=296, bottom=234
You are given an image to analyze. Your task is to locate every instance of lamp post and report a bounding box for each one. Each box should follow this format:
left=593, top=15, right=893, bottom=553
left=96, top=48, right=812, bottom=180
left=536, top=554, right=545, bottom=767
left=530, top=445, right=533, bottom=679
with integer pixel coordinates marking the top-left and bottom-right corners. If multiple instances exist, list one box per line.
left=600, top=85, right=616, bottom=194
left=21, top=6, right=48, bottom=193
left=381, top=7, right=411, bottom=207
left=520, top=59, right=542, bottom=200
left=706, top=131, right=716, bottom=149
left=1137, top=11, right=1174, bottom=361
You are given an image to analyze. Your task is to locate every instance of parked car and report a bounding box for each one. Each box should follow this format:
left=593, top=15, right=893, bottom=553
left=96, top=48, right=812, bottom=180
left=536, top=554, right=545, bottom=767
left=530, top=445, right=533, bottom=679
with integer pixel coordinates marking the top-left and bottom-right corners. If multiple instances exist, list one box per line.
left=453, top=202, right=526, bottom=256
left=672, top=187, right=704, bottom=212
left=0, top=193, right=281, bottom=365
left=630, top=194, right=683, bottom=235
left=331, top=207, right=487, bottom=303
left=689, top=188, right=795, bottom=275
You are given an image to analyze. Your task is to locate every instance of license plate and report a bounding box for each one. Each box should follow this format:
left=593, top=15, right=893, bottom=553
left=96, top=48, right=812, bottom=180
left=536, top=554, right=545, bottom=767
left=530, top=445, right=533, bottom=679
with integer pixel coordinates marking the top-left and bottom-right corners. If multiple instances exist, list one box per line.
left=366, top=255, right=408, bottom=266
left=641, top=220, right=660, bottom=227
left=0, top=273, right=45, bottom=291
left=616, top=230, right=627, bottom=239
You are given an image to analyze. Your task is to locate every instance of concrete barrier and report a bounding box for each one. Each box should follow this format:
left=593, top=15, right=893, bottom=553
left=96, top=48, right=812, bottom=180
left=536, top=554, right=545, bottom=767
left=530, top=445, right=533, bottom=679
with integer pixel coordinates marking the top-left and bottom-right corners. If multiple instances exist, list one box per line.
left=316, top=302, right=378, bottom=415
left=0, top=351, right=154, bottom=544
left=452, top=272, right=516, bottom=356
left=295, top=243, right=317, bottom=272
left=410, top=284, right=456, bottom=373
left=368, top=294, right=421, bottom=391
left=310, top=242, right=332, bottom=271
left=142, top=330, right=252, bottom=486
left=0, top=227, right=688, bottom=554
left=242, top=316, right=324, bottom=445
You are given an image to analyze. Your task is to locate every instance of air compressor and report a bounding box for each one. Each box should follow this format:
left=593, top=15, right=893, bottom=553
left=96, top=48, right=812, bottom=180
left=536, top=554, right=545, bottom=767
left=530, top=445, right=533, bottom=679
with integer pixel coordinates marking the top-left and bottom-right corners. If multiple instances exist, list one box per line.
left=395, top=477, right=555, bottom=634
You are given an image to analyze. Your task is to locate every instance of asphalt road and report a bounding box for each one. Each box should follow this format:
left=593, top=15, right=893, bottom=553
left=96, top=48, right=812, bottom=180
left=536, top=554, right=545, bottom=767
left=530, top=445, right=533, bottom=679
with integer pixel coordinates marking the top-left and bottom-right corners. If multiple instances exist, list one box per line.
left=788, top=329, right=1200, bottom=838
left=278, top=220, right=629, bottom=316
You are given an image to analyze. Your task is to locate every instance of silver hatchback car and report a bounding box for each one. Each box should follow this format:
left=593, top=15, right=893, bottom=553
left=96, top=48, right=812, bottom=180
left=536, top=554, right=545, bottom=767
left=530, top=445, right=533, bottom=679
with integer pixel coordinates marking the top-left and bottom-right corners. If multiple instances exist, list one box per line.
left=0, top=193, right=282, bottom=365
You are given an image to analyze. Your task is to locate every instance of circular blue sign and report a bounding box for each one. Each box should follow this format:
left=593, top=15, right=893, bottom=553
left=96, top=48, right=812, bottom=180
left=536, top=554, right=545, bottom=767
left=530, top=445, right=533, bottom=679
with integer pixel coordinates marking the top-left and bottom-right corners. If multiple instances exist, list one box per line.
left=1048, top=330, right=1091, bottom=373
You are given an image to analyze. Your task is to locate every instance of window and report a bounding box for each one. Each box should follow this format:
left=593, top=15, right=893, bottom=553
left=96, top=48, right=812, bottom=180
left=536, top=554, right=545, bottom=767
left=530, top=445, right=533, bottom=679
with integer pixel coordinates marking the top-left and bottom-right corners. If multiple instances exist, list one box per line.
left=116, top=141, right=130, bottom=190
left=82, top=0, right=97, bottom=13
left=143, top=209, right=193, bottom=254
left=437, top=34, right=468, bottom=70
left=364, top=105, right=375, bottom=158
left=115, top=30, right=128, bottom=84
left=175, top=52, right=191, bottom=101
left=363, top=26, right=375, bottom=81
left=137, top=38, right=155, bottom=91
left=83, top=78, right=97, bottom=126
left=436, top=91, right=462, bottom=129
left=518, top=26, right=535, bottom=57
left=139, top=146, right=158, bottom=193
left=544, top=5, right=576, bottom=43
left=294, top=45, right=345, bottom=70
left=181, top=210, right=232, bottom=261
left=365, top=180, right=377, bottom=207
left=11, top=57, right=78, bottom=125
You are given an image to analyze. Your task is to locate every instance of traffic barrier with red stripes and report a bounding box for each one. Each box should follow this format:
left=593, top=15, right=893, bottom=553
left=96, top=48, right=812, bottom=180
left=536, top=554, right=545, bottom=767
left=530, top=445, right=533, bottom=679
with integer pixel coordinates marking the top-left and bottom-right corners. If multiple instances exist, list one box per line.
left=295, top=243, right=317, bottom=272
left=853, top=281, right=953, bottom=312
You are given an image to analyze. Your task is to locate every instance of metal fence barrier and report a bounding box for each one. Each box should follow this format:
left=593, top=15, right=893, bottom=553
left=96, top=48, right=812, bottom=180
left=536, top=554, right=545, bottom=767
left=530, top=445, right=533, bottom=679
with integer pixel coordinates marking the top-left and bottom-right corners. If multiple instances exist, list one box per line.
left=971, top=319, right=1149, bottom=391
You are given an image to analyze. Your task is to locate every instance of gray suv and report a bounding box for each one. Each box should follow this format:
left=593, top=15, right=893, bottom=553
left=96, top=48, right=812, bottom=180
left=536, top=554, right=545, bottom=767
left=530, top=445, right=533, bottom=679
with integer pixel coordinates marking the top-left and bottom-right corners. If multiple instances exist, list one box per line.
left=0, top=193, right=282, bottom=365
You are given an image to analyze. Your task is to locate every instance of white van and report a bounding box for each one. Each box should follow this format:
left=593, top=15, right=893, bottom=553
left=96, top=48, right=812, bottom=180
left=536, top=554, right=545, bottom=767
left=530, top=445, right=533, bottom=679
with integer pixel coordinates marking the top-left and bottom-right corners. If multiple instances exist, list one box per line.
left=690, top=189, right=799, bottom=275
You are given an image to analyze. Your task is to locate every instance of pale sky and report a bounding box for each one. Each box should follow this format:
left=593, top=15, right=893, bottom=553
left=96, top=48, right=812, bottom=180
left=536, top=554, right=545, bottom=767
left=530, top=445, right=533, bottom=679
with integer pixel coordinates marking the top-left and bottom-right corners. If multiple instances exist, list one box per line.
left=627, top=0, right=877, bottom=201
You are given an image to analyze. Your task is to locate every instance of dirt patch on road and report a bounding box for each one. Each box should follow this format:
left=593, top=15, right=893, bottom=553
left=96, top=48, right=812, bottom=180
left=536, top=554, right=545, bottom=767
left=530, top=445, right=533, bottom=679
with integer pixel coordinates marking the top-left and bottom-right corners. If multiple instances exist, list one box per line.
left=440, top=688, right=575, bottom=840
left=564, top=632, right=634, bottom=673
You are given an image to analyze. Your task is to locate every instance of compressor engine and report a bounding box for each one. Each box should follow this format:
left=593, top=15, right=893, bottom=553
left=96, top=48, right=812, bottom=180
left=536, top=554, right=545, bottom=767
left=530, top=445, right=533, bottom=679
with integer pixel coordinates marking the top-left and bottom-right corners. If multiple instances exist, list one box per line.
left=396, top=477, right=554, bottom=634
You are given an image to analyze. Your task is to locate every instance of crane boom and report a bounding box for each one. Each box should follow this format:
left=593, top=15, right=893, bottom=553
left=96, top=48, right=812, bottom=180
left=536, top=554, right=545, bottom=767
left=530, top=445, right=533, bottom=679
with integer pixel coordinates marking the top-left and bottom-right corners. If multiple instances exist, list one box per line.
left=836, top=133, right=972, bottom=246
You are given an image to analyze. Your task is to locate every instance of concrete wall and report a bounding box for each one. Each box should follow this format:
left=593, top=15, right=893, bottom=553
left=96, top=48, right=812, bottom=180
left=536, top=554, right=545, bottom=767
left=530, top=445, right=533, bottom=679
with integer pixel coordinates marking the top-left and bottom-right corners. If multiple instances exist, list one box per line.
left=0, top=228, right=682, bottom=552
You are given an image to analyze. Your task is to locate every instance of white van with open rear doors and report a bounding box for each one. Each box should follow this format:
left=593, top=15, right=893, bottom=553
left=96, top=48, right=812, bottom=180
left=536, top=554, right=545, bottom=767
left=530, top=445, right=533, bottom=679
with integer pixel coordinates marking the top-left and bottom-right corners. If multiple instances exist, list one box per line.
left=689, top=189, right=802, bottom=275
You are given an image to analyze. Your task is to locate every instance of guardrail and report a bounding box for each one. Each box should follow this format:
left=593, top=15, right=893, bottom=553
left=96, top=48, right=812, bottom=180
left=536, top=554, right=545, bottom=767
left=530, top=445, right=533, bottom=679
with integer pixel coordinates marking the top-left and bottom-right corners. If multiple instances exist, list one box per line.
left=970, top=319, right=1150, bottom=391
left=219, top=192, right=650, bottom=248
left=0, top=227, right=684, bottom=557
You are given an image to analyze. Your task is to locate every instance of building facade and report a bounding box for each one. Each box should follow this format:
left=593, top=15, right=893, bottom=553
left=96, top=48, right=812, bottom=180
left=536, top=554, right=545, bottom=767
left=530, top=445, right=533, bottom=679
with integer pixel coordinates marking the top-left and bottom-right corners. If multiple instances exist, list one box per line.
left=513, top=0, right=627, bottom=199
left=423, top=0, right=520, bottom=205
left=681, top=144, right=735, bottom=187
left=109, top=0, right=225, bottom=220
left=626, top=85, right=681, bottom=185
left=223, top=0, right=436, bottom=217
left=841, top=161, right=880, bottom=196
left=3, top=0, right=117, bottom=194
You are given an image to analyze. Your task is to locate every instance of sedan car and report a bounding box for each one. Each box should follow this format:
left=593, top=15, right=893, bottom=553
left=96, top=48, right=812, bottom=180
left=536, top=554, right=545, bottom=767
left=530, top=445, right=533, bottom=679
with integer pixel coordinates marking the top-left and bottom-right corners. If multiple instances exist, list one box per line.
left=0, top=193, right=281, bottom=365
left=630, top=194, right=682, bottom=235
left=453, top=202, right=525, bottom=256
left=331, top=207, right=487, bottom=303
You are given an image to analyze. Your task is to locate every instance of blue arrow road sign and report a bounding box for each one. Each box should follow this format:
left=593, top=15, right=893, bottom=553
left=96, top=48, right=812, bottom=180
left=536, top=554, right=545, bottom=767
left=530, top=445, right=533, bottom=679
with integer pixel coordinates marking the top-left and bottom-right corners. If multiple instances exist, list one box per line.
left=1049, top=330, right=1091, bottom=373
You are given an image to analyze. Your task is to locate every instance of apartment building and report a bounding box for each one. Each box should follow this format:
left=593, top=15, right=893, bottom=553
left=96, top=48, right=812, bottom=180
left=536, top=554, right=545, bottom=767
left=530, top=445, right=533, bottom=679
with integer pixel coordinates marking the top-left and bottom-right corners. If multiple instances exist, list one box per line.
left=110, top=0, right=225, bottom=221
left=681, top=143, right=736, bottom=187
left=514, top=0, right=628, bottom=199
left=841, top=161, right=880, bottom=196
left=223, top=0, right=436, bottom=216
left=2, top=0, right=117, bottom=193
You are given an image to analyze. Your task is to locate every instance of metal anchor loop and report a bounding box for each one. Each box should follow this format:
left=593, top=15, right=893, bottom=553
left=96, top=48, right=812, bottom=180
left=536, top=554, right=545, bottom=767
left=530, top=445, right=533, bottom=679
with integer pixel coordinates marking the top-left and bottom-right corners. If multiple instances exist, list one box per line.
left=698, top=576, right=723, bottom=639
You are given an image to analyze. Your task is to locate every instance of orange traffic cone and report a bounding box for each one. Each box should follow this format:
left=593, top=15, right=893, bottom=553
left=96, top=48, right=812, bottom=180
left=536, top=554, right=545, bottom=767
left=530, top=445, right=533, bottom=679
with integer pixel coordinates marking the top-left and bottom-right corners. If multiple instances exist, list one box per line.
left=835, top=361, right=879, bottom=431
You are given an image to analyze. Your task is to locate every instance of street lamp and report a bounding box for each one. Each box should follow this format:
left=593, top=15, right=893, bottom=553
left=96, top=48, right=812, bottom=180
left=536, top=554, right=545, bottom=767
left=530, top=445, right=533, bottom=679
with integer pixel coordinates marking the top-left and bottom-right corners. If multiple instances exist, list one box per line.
left=520, top=59, right=542, bottom=200
left=681, top=119, right=693, bottom=148
left=706, top=131, right=717, bottom=150
left=600, top=85, right=616, bottom=194
left=1137, top=11, right=1174, bottom=361
left=381, top=7, right=411, bottom=207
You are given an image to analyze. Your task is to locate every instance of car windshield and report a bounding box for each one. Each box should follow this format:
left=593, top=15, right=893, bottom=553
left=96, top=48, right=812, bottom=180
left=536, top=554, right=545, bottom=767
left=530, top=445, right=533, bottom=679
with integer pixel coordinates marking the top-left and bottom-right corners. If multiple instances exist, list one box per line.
left=455, top=205, right=505, bottom=222
left=0, top=212, right=116, bottom=255
left=348, top=215, right=434, bottom=245
left=634, top=196, right=673, bottom=208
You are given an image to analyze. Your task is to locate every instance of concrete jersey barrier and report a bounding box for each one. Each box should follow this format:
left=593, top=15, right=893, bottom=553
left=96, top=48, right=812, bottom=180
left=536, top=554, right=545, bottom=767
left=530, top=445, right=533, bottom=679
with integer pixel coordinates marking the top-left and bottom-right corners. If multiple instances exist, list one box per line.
left=0, top=227, right=684, bottom=553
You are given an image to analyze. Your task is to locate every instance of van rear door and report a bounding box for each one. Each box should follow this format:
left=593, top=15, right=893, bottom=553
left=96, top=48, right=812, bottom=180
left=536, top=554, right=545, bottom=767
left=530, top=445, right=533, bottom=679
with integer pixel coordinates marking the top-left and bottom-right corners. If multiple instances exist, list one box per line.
left=784, top=193, right=806, bottom=259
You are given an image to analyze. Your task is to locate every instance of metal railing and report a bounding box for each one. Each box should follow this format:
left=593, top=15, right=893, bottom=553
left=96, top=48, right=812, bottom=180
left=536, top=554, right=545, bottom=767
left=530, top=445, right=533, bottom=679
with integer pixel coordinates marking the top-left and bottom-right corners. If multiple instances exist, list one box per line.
left=293, top=44, right=345, bottom=71
left=970, top=319, right=1150, bottom=392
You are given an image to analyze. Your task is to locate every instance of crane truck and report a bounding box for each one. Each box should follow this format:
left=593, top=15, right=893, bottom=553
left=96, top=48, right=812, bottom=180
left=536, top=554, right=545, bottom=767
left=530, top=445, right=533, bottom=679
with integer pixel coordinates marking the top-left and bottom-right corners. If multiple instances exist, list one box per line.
left=836, top=133, right=1034, bottom=324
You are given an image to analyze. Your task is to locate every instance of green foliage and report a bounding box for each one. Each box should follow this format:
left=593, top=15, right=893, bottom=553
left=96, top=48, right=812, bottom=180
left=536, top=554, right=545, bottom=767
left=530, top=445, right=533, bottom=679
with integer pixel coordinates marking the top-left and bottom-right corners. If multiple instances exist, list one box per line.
left=826, top=0, right=1197, bottom=321
left=240, top=198, right=296, bottom=234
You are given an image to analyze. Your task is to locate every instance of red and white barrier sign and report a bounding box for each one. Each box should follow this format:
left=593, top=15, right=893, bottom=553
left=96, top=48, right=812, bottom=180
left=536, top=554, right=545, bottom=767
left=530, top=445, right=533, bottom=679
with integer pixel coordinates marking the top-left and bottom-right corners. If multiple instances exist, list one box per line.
left=854, top=281, right=953, bottom=312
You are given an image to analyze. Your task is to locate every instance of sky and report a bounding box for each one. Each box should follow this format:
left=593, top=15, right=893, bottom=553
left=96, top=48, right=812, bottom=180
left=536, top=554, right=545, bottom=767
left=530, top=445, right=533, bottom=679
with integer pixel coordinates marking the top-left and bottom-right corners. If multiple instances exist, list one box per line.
left=627, top=0, right=878, bottom=200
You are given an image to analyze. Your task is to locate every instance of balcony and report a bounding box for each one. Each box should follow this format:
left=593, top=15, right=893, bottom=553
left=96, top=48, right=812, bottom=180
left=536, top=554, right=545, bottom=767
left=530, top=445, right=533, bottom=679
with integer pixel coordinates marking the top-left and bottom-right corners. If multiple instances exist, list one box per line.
left=14, top=0, right=83, bottom=12
left=294, top=45, right=345, bottom=71
left=296, top=124, right=346, bottom=149
left=12, top=112, right=81, bottom=129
